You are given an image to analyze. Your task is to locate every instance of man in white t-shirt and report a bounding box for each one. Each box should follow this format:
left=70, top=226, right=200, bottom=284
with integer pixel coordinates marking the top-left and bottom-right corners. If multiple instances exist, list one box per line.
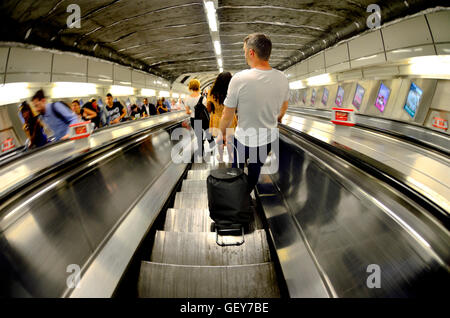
left=219, top=33, right=289, bottom=191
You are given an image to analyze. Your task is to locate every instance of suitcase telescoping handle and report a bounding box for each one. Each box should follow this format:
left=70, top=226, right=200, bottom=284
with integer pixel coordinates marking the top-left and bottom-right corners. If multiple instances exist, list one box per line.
left=215, top=227, right=245, bottom=247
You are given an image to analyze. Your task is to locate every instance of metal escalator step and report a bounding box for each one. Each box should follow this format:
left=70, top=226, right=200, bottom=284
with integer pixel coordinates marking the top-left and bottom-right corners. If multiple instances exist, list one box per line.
left=138, top=261, right=280, bottom=298
left=187, top=170, right=210, bottom=180
left=151, top=230, right=271, bottom=266
left=181, top=179, right=207, bottom=192
left=173, top=193, right=264, bottom=231
left=191, top=162, right=232, bottom=171
left=164, top=208, right=212, bottom=232
left=191, top=163, right=213, bottom=170
left=174, top=192, right=209, bottom=209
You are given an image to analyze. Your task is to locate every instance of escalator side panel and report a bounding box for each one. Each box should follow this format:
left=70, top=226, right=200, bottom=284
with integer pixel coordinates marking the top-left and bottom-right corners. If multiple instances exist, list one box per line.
left=260, top=134, right=450, bottom=297
left=0, top=128, right=190, bottom=298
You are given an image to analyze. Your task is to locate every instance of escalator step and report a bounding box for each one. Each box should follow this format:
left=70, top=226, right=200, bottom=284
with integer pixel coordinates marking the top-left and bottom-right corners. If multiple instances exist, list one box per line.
left=151, top=230, right=271, bottom=266
left=181, top=179, right=207, bottom=192
left=187, top=170, right=210, bottom=180
left=164, top=208, right=212, bottom=232
left=174, top=192, right=209, bottom=209
left=173, top=193, right=264, bottom=231
left=138, top=261, right=280, bottom=298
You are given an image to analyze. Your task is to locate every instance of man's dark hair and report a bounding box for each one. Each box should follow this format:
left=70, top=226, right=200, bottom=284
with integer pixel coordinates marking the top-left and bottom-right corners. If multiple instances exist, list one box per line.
left=32, top=89, right=46, bottom=101
left=244, top=33, right=272, bottom=61
left=106, top=93, right=112, bottom=98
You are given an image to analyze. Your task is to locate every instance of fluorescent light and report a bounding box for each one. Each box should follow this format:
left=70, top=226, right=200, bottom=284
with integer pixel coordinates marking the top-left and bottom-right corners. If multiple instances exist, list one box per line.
left=289, top=80, right=305, bottom=89
left=180, top=94, right=186, bottom=99
left=219, top=67, right=224, bottom=73
left=110, top=85, right=134, bottom=96
left=51, top=82, right=97, bottom=98
left=159, top=90, right=170, bottom=97
left=218, top=58, right=223, bottom=68
left=214, top=41, right=222, bottom=55
left=0, top=83, right=30, bottom=105
left=141, top=88, right=156, bottom=96
left=407, top=55, right=450, bottom=78
left=205, top=1, right=217, bottom=32
left=306, top=73, right=332, bottom=86
left=172, top=93, right=180, bottom=98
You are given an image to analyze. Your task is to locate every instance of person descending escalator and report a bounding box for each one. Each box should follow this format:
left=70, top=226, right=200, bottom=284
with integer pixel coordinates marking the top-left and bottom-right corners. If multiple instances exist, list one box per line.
left=218, top=33, right=290, bottom=192
left=183, top=79, right=211, bottom=160
left=207, top=71, right=237, bottom=162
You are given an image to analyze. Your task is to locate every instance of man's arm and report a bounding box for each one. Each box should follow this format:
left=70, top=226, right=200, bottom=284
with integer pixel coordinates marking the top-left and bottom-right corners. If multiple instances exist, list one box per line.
left=119, top=105, right=127, bottom=120
left=277, top=101, right=289, bottom=123
left=218, top=106, right=236, bottom=143
left=82, top=108, right=97, bottom=121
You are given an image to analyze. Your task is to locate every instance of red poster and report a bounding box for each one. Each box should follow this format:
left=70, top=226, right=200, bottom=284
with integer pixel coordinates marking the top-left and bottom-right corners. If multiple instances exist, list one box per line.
left=335, top=111, right=349, bottom=122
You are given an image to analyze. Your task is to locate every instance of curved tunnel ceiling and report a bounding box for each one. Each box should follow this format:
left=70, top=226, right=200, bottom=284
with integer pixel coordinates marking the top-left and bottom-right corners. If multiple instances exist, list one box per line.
left=0, top=0, right=446, bottom=83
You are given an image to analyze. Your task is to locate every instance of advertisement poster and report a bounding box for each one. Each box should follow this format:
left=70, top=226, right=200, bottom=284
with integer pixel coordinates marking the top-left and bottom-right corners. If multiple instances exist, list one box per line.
left=311, top=88, right=317, bottom=105
left=404, top=82, right=423, bottom=118
left=302, top=90, right=307, bottom=104
left=335, top=86, right=344, bottom=106
left=374, top=82, right=390, bottom=112
left=352, top=84, right=365, bottom=110
left=322, top=88, right=329, bottom=106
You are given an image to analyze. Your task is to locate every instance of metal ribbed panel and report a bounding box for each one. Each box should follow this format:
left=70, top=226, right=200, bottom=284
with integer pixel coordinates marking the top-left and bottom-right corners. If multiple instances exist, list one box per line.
left=174, top=192, right=209, bottom=209
left=138, top=162, right=279, bottom=298
left=164, top=208, right=212, bottom=232
left=151, top=230, right=271, bottom=266
left=187, top=170, right=210, bottom=180
left=138, top=262, right=280, bottom=298
left=181, top=179, right=207, bottom=192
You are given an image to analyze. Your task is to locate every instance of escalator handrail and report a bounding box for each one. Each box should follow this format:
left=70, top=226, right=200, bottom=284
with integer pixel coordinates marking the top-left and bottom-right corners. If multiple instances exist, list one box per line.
left=0, top=111, right=188, bottom=199
left=287, top=107, right=450, bottom=157
left=279, top=123, right=450, bottom=230
left=0, top=114, right=188, bottom=214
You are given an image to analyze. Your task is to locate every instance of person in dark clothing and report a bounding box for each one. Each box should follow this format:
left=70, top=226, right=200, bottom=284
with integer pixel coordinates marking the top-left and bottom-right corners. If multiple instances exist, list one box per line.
left=105, top=93, right=126, bottom=125
left=156, top=99, right=168, bottom=114
left=141, top=98, right=157, bottom=116
left=130, top=104, right=144, bottom=119
left=82, top=99, right=101, bottom=128
left=19, top=101, right=48, bottom=149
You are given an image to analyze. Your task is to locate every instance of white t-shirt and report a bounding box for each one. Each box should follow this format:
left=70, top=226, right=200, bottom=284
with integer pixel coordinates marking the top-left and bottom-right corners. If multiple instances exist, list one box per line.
left=184, top=95, right=207, bottom=118
left=224, top=68, right=289, bottom=147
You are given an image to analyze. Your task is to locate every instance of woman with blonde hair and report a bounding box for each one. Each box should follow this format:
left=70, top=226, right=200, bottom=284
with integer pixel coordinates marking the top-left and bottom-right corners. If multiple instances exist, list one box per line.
left=207, top=72, right=237, bottom=161
left=184, top=78, right=208, bottom=159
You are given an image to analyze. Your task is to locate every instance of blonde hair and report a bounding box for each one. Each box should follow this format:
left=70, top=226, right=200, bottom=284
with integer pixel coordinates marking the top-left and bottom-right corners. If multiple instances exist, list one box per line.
left=188, top=79, right=201, bottom=92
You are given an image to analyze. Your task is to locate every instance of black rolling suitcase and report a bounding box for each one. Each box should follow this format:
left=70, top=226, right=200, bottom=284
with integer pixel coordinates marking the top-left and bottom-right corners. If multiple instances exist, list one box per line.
left=207, top=168, right=251, bottom=246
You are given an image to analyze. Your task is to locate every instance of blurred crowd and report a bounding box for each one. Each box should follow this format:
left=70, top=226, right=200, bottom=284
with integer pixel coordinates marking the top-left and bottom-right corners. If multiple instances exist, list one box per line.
left=19, top=89, right=184, bottom=149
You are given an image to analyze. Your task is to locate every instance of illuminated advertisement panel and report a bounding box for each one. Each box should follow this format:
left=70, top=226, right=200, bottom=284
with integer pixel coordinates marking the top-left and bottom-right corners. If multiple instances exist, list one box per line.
left=352, top=84, right=365, bottom=110
left=404, top=82, right=423, bottom=118
left=335, top=86, right=344, bottom=106
left=374, top=82, right=390, bottom=112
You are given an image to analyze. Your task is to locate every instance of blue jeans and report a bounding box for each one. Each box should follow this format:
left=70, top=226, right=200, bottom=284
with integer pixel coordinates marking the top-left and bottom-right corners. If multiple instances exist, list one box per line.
left=232, top=138, right=272, bottom=192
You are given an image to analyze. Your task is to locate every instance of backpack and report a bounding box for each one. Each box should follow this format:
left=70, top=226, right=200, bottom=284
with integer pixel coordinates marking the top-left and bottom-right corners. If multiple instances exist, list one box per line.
left=51, top=102, right=71, bottom=124
left=194, top=96, right=210, bottom=130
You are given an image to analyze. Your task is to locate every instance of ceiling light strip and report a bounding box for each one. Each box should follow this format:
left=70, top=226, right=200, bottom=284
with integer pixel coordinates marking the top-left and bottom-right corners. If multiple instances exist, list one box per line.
left=203, top=0, right=222, bottom=72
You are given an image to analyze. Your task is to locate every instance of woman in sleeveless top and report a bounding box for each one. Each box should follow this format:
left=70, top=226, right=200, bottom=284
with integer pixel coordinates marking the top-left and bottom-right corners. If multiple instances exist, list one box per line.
left=207, top=72, right=237, bottom=162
